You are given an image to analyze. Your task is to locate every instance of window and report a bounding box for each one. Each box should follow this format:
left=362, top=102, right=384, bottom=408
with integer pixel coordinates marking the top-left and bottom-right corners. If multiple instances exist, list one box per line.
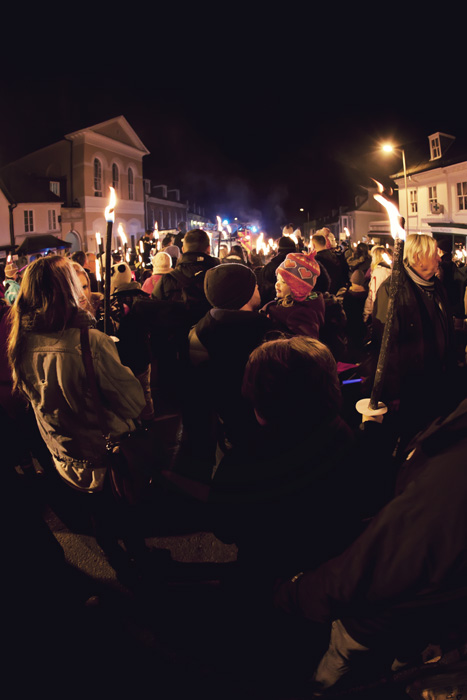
left=48, top=209, right=57, bottom=230
left=24, top=210, right=34, bottom=232
left=428, top=186, right=438, bottom=211
left=128, top=168, right=134, bottom=200
left=409, top=189, right=418, bottom=213
left=50, top=181, right=60, bottom=196
left=112, top=163, right=119, bottom=192
left=457, top=182, right=467, bottom=211
left=430, top=136, right=441, bottom=160
left=93, top=158, right=102, bottom=197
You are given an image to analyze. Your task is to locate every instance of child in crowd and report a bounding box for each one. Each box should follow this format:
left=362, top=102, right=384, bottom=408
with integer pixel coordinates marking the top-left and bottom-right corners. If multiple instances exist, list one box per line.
left=4, top=260, right=21, bottom=305
left=142, top=252, right=172, bottom=296
left=261, top=251, right=325, bottom=339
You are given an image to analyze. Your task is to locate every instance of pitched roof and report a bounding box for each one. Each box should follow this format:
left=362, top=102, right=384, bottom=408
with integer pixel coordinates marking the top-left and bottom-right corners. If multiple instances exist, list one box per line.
left=391, top=132, right=467, bottom=178
left=65, top=115, right=150, bottom=154
left=0, top=170, right=63, bottom=204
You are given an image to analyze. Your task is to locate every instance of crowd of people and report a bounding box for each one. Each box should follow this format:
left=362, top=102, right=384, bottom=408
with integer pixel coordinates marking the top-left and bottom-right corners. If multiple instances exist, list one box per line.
left=2, top=221, right=467, bottom=697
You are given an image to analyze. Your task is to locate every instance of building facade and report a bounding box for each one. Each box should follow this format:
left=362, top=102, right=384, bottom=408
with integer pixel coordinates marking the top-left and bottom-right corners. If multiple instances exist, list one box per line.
left=0, top=116, right=149, bottom=255
left=310, top=188, right=390, bottom=245
left=144, top=182, right=187, bottom=235
left=391, top=132, right=467, bottom=249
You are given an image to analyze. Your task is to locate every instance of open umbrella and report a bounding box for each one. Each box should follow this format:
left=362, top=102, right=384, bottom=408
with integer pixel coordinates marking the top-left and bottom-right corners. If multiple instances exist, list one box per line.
left=16, top=235, right=72, bottom=256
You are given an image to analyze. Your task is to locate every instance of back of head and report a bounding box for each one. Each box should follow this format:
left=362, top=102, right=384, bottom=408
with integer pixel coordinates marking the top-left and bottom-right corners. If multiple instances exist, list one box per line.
left=404, top=233, right=438, bottom=268
left=12, top=256, right=84, bottom=334
left=178, top=221, right=187, bottom=232
left=370, top=245, right=388, bottom=268
left=436, top=238, right=452, bottom=255
left=229, top=244, right=246, bottom=261
left=278, top=236, right=296, bottom=254
left=162, top=234, right=173, bottom=248
left=71, top=250, right=86, bottom=267
left=312, top=233, right=327, bottom=250
left=204, top=263, right=256, bottom=309
left=282, top=224, right=294, bottom=237
left=317, top=227, right=336, bottom=249
left=183, top=228, right=210, bottom=253
left=356, top=242, right=369, bottom=257
left=243, top=336, right=342, bottom=429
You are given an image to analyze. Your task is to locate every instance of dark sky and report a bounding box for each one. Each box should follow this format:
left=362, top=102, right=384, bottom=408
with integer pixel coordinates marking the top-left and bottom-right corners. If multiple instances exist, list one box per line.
left=1, top=14, right=463, bottom=235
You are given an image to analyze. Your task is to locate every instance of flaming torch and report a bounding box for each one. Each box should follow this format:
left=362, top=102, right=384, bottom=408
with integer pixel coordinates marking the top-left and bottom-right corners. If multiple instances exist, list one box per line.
left=104, top=187, right=117, bottom=335
left=153, top=222, right=159, bottom=252
left=118, top=223, right=128, bottom=261
left=356, top=183, right=406, bottom=419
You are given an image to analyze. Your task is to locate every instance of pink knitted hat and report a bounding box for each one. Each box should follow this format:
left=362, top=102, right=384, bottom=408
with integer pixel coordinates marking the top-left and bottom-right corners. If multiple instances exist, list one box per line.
left=276, top=251, right=320, bottom=301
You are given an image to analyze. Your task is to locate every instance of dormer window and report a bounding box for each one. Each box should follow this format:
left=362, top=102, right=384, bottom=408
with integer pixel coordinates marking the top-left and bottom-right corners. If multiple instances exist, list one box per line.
left=428, top=132, right=455, bottom=161
left=50, top=181, right=60, bottom=196
left=430, top=135, right=441, bottom=160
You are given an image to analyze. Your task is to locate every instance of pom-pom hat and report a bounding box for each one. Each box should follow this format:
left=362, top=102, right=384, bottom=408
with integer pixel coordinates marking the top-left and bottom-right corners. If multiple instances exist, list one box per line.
left=110, top=262, right=132, bottom=293
left=276, top=251, right=320, bottom=301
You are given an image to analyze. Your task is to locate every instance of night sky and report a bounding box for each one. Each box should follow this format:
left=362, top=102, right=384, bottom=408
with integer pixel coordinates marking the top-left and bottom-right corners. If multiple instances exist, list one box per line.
left=1, top=13, right=463, bottom=235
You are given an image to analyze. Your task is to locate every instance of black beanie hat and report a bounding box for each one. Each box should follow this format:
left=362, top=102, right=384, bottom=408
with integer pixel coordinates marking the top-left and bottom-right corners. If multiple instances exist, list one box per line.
left=204, top=263, right=257, bottom=309
left=278, top=236, right=297, bottom=252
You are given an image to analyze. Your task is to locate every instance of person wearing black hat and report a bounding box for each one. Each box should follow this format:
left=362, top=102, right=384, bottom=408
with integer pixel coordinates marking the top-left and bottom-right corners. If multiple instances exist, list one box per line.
left=181, top=264, right=274, bottom=479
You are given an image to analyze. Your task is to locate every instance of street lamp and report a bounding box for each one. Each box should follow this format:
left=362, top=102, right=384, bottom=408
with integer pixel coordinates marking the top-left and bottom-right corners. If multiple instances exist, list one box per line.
left=382, top=144, right=409, bottom=235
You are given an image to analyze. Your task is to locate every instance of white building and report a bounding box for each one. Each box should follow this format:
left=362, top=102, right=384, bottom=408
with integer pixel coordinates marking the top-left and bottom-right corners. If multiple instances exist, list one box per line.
left=390, top=132, right=467, bottom=249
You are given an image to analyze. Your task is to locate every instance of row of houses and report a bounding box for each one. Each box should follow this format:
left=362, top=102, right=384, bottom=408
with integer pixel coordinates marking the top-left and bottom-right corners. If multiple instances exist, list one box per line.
left=307, top=131, right=467, bottom=250
left=0, top=116, right=210, bottom=260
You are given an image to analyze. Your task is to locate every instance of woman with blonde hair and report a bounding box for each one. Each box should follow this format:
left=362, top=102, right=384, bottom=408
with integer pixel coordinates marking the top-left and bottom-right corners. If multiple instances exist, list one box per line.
left=363, top=245, right=392, bottom=322
left=8, top=255, right=150, bottom=578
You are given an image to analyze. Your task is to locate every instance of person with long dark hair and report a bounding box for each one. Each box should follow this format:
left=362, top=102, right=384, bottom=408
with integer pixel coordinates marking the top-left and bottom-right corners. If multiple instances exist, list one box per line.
left=8, top=255, right=149, bottom=580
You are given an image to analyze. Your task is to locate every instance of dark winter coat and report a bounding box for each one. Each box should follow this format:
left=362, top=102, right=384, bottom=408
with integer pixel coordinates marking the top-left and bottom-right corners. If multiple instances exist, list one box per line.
left=261, top=294, right=326, bottom=340
left=152, top=251, right=219, bottom=326
left=275, top=398, right=467, bottom=648
left=371, top=267, right=457, bottom=435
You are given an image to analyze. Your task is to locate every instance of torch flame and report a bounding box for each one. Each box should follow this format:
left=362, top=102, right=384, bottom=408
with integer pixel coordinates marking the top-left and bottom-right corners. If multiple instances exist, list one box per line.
left=256, top=232, right=264, bottom=255
left=95, top=258, right=101, bottom=282
left=96, top=232, right=101, bottom=247
left=118, top=223, right=128, bottom=246
left=374, top=182, right=405, bottom=241
left=104, top=187, right=117, bottom=223
left=382, top=252, right=392, bottom=267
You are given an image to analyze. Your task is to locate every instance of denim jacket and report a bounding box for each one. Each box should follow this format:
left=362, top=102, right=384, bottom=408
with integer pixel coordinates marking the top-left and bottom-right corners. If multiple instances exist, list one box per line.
left=20, top=327, right=145, bottom=491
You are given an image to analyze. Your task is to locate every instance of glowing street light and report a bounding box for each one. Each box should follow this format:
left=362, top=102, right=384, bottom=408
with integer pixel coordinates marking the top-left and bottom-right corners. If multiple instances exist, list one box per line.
left=381, top=143, right=409, bottom=235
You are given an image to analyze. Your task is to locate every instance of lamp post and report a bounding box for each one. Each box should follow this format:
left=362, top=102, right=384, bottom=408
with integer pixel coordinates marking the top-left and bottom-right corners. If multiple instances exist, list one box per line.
left=382, top=144, right=409, bottom=235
